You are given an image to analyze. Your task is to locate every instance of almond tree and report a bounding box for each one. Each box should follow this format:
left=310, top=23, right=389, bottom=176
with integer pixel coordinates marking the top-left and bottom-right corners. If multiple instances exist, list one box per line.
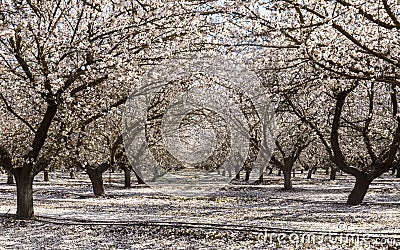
left=215, top=0, right=400, bottom=204
left=0, top=0, right=216, bottom=218
left=270, top=113, right=314, bottom=190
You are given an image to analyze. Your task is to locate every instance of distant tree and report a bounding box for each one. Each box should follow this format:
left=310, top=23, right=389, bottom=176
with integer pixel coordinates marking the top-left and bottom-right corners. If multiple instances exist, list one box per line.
left=270, top=114, right=314, bottom=190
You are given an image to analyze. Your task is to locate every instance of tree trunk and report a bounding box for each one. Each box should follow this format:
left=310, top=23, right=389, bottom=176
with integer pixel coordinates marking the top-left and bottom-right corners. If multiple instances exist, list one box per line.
left=235, top=171, right=240, bottom=180
left=43, top=170, right=49, bottom=182
left=244, top=171, right=250, bottom=181
left=347, top=177, right=371, bottom=205
left=258, top=173, right=264, bottom=183
left=7, top=171, right=14, bottom=184
left=307, top=169, right=313, bottom=179
left=86, top=167, right=105, bottom=196
left=70, top=169, right=76, bottom=179
left=134, top=170, right=146, bottom=185
left=330, top=167, right=337, bottom=180
left=277, top=169, right=282, bottom=176
left=283, top=169, right=292, bottom=190
left=123, top=168, right=131, bottom=188
left=14, top=169, right=34, bottom=218
left=396, top=167, right=400, bottom=178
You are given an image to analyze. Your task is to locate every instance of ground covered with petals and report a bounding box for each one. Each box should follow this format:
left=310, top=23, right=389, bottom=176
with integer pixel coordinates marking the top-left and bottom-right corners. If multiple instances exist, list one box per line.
left=0, top=172, right=399, bottom=249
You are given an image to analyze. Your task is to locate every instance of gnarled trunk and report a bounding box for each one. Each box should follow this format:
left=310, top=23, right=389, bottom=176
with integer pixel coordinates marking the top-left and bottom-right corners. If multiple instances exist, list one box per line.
left=347, top=177, right=371, bottom=205
left=14, top=169, right=34, bottom=218
left=86, top=167, right=105, bottom=196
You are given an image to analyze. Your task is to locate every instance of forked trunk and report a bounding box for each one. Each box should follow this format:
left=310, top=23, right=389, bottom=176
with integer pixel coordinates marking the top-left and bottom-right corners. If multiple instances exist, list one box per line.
left=347, top=177, right=371, bottom=205
left=283, top=169, right=292, bottom=190
left=86, top=167, right=105, bottom=196
left=14, top=169, right=34, bottom=218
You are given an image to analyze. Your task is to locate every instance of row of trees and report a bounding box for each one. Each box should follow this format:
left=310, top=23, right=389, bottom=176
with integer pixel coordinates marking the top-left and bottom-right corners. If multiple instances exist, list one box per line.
left=221, top=0, right=400, bottom=205
left=0, top=0, right=399, bottom=218
left=0, top=0, right=218, bottom=218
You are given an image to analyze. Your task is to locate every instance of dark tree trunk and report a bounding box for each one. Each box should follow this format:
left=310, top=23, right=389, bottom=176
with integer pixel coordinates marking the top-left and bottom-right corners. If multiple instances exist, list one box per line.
left=307, top=169, right=313, bottom=179
left=268, top=168, right=273, bottom=175
left=123, top=168, right=131, bottom=188
left=396, top=167, right=400, bottom=178
left=258, top=173, right=264, bottom=183
left=86, top=167, right=105, bottom=196
left=244, top=171, right=250, bottom=182
left=330, top=167, right=337, bottom=180
left=347, top=177, right=371, bottom=205
left=43, top=170, right=49, bottom=182
left=283, top=169, right=292, bottom=190
left=277, top=169, right=282, bottom=176
left=14, top=169, right=34, bottom=218
left=134, top=170, right=146, bottom=185
left=235, top=171, right=240, bottom=180
left=7, top=171, right=14, bottom=184
left=70, top=169, right=76, bottom=179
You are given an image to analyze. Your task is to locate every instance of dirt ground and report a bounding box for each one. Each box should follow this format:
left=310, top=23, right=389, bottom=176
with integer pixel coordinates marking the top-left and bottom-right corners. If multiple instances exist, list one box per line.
left=0, top=171, right=399, bottom=249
